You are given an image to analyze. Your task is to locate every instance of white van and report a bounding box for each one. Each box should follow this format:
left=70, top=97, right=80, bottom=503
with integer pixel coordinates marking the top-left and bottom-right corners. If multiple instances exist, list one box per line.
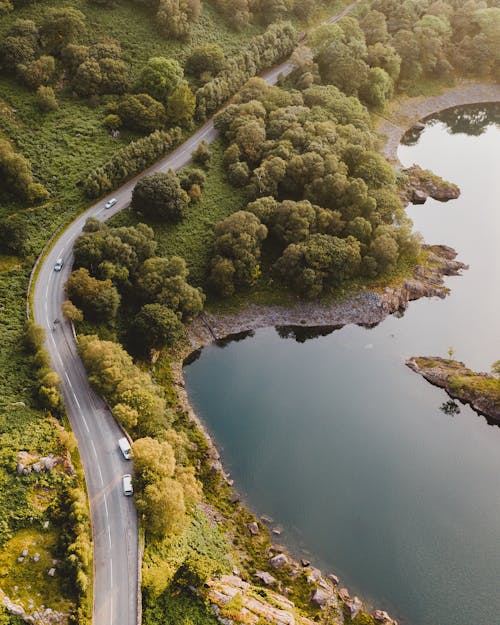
left=118, top=437, right=132, bottom=460
left=122, top=474, right=133, bottom=496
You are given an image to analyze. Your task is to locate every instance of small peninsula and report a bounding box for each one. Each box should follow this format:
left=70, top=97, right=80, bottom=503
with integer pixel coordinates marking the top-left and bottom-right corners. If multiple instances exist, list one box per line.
left=406, top=357, right=500, bottom=422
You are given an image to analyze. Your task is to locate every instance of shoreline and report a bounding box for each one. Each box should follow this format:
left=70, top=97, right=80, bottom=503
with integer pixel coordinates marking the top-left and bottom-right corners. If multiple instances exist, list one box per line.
left=171, top=84, right=498, bottom=623
left=377, top=80, right=500, bottom=165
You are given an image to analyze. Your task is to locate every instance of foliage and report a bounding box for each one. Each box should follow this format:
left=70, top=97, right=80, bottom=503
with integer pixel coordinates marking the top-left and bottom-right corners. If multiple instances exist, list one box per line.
left=78, top=334, right=171, bottom=437
left=35, top=85, right=58, bottom=112
left=66, top=268, right=120, bottom=321
left=0, top=138, right=49, bottom=203
left=132, top=303, right=184, bottom=354
left=133, top=435, right=201, bottom=538
left=209, top=211, right=267, bottom=296
left=82, top=127, right=182, bottom=198
left=186, top=44, right=226, bottom=79
left=211, top=77, right=419, bottom=298
left=195, top=22, right=298, bottom=120
left=137, top=57, right=184, bottom=103
left=132, top=170, right=190, bottom=222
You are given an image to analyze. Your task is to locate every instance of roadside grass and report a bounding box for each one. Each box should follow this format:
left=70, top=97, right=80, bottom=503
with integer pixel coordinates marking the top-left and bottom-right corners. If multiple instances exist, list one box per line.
left=0, top=529, right=73, bottom=614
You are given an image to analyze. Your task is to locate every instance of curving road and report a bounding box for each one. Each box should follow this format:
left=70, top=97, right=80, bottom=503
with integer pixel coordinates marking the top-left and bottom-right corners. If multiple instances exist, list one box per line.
left=32, top=3, right=359, bottom=624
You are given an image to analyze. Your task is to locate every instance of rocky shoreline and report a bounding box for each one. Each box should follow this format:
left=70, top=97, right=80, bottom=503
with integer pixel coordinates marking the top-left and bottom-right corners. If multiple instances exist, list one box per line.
left=182, top=244, right=467, bottom=352
left=406, top=357, right=500, bottom=422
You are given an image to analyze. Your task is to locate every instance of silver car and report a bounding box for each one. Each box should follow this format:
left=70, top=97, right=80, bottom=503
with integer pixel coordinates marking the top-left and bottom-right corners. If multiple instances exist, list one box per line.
left=54, top=258, right=64, bottom=272
left=104, top=198, right=117, bottom=209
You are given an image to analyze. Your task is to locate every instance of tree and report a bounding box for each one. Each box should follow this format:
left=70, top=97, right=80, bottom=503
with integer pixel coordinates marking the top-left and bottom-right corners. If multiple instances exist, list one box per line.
left=209, top=211, right=268, bottom=295
left=40, top=7, right=86, bottom=55
left=491, top=361, right=500, bottom=378
left=21, top=55, right=56, bottom=88
left=131, top=171, right=189, bottom=221
left=136, top=256, right=204, bottom=319
left=112, top=404, right=139, bottom=430
left=166, top=81, right=196, bottom=126
left=359, top=67, right=394, bottom=110
left=132, top=437, right=176, bottom=488
left=0, top=139, right=48, bottom=203
left=35, top=85, right=58, bottom=112
left=62, top=300, right=83, bottom=322
left=317, top=40, right=369, bottom=96
left=360, top=10, right=389, bottom=45
left=137, top=477, right=186, bottom=536
left=186, top=44, right=225, bottom=78
left=66, top=268, right=120, bottom=320
left=275, top=234, right=361, bottom=298
left=99, top=57, right=129, bottom=94
left=132, top=303, right=184, bottom=352
left=235, top=120, right=266, bottom=163
left=137, top=57, right=183, bottom=102
left=156, top=0, right=201, bottom=39
left=73, top=58, right=102, bottom=97
left=117, top=94, right=165, bottom=132
left=191, top=140, right=211, bottom=168
left=0, top=19, right=39, bottom=71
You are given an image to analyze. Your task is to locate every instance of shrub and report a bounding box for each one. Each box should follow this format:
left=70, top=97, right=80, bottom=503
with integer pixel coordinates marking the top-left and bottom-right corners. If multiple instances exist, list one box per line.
left=35, top=85, right=58, bottom=112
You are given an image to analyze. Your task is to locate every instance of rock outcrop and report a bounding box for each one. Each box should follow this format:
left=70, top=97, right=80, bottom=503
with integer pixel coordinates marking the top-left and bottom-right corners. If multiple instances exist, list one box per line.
left=0, top=590, right=67, bottom=625
left=206, top=575, right=318, bottom=625
left=406, top=357, right=500, bottom=422
left=379, top=245, right=467, bottom=316
left=402, top=164, right=460, bottom=204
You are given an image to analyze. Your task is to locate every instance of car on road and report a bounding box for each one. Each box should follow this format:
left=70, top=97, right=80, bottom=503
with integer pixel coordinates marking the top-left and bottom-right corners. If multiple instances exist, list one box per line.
left=122, top=474, right=133, bottom=496
left=118, top=437, right=133, bottom=460
left=54, top=258, right=64, bottom=272
left=104, top=198, right=117, bottom=209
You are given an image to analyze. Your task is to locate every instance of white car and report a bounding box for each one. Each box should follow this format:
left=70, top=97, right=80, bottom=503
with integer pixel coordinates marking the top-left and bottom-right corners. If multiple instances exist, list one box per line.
left=104, top=198, right=117, bottom=209
left=54, top=258, right=64, bottom=272
left=122, top=474, right=133, bottom=496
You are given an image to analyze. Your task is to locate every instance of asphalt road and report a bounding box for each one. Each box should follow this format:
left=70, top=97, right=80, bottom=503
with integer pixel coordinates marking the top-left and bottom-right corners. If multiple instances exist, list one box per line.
left=31, top=3, right=359, bottom=624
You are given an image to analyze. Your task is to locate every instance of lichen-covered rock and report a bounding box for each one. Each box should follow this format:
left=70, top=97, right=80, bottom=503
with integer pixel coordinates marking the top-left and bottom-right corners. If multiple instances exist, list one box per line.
left=254, top=570, right=276, bottom=585
left=269, top=553, right=288, bottom=568
left=311, top=588, right=330, bottom=608
left=205, top=575, right=319, bottom=625
left=247, top=522, right=259, bottom=536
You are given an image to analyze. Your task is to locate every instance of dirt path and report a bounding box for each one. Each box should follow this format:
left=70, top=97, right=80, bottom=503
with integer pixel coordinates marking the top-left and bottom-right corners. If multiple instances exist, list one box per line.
left=378, top=80, right=500, bottom=164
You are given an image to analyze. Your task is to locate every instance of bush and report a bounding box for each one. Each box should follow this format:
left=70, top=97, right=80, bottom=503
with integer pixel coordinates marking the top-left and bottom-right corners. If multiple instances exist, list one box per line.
left=35, top=85, right=58, bottom=112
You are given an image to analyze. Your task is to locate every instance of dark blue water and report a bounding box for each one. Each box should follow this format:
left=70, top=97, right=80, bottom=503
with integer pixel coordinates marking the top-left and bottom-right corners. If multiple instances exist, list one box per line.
left=184, top=105, right=500, bottom=625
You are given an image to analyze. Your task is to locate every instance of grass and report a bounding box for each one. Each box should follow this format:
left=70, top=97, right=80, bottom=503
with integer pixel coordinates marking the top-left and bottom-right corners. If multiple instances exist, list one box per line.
left=0, top=529, right=73, bottom=614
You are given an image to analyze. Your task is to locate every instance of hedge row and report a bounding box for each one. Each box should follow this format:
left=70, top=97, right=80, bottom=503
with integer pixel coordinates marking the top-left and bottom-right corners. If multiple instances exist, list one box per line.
left=81, top=127, right=183, bottom=198
left=195, top=22, right=298, bottom=120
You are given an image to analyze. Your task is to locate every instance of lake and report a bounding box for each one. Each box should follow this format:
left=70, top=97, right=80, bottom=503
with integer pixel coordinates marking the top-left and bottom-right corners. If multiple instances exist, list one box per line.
left=184, top=104, right=500, bottom=625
